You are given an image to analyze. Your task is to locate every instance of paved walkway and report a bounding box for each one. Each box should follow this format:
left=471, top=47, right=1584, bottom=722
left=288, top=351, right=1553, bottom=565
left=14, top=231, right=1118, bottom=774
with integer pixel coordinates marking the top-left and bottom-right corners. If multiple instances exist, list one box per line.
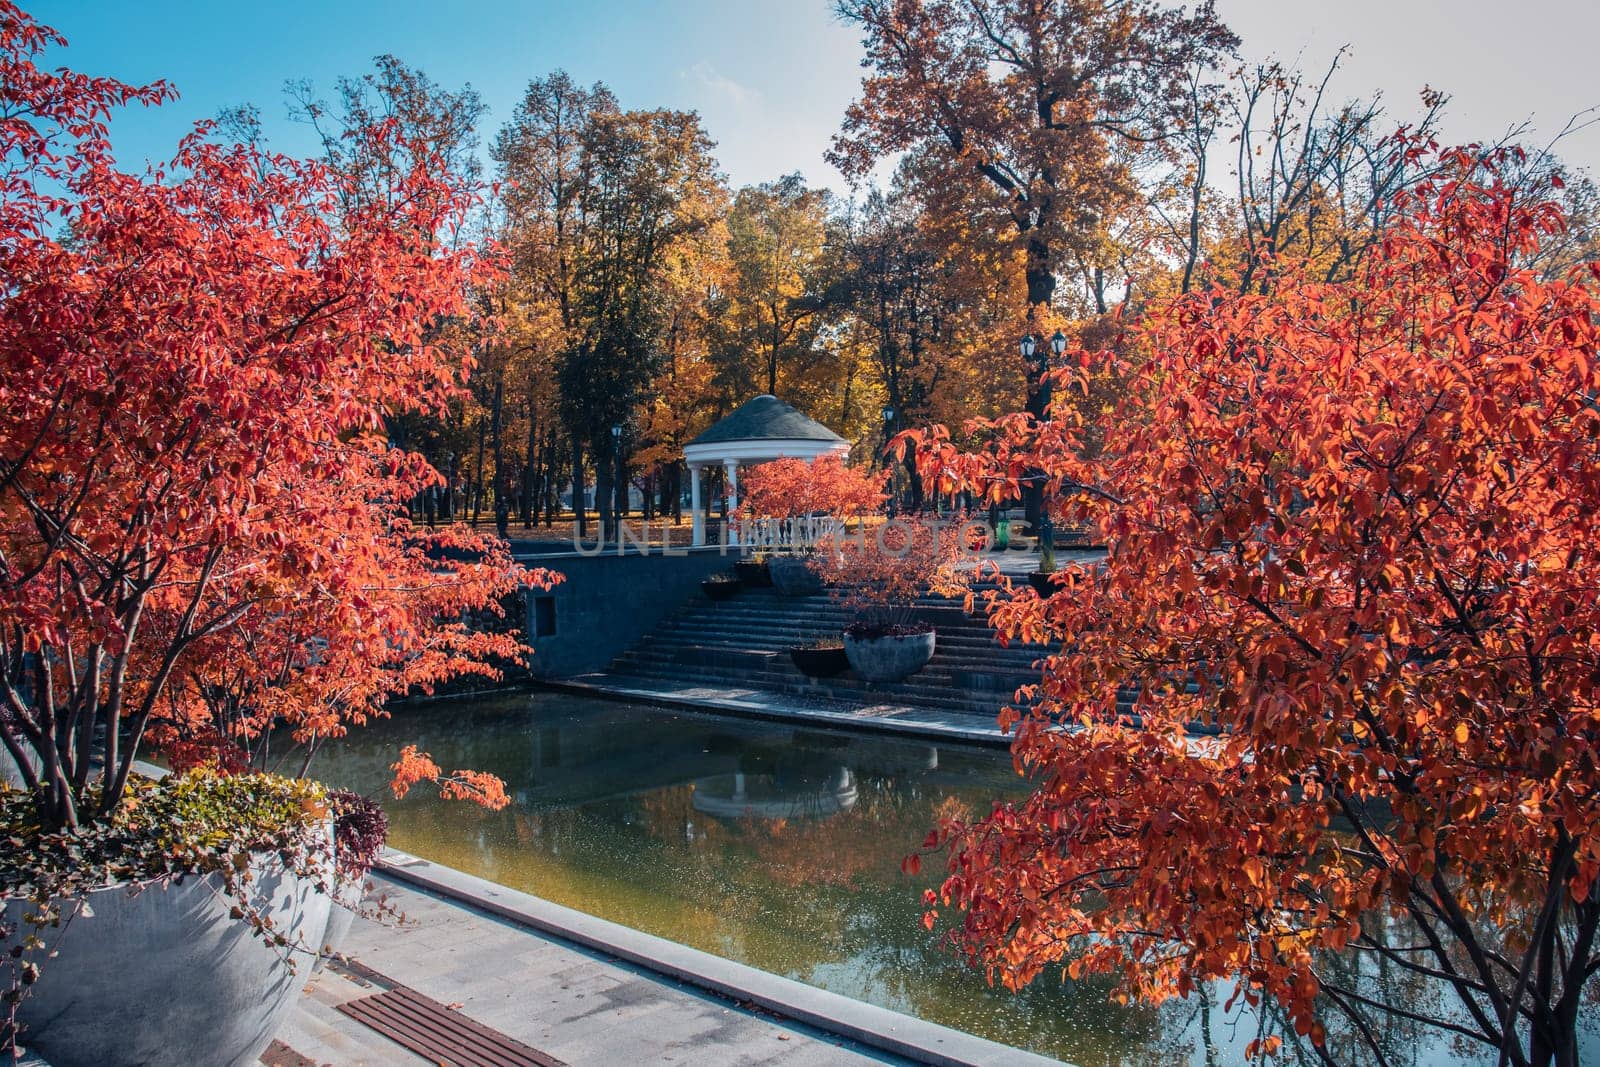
left=547, top=675, right=1013, bottom=748
left=276, top=874, right=903, bottom=1066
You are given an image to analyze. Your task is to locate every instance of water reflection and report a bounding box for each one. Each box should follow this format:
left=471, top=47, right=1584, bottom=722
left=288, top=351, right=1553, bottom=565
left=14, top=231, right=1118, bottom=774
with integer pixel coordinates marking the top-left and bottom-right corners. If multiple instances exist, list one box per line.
left=312, top=692, right=1509, bottom=1066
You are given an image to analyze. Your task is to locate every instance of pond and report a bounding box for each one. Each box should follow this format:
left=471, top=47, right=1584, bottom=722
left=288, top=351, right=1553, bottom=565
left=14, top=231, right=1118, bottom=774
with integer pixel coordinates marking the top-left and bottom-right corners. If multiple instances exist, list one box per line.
left=311, top=690, right=1528, bottom=1066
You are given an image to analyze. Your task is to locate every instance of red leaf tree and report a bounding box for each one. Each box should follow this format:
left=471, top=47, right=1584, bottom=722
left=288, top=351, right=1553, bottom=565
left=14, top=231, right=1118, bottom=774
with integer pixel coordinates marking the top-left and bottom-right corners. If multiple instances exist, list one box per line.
left=740, top=455, right=888, bottom=522
left=901, top=145, right=1600, bottom=1066
left=0, top=3, right=555, bottom=829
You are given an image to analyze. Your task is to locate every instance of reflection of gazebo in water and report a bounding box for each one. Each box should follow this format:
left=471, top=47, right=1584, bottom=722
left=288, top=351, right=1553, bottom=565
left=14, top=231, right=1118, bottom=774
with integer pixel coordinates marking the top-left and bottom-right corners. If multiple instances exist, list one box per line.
left=683, top=394, right=848, bottom=546
left=691, top=765, right=859, bottom=820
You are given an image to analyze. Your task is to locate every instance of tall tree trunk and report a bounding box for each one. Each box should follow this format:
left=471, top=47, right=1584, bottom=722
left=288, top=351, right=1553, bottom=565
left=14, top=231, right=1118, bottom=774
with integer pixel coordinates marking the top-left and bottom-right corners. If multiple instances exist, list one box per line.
left=1024, top=232, right=1056, bottom=307
left=490, top=376, right=508, bottom=540
left=1181, top=152, right=1206, bottom=294
left=595, top=445, right=614, bottom=544
left=904, top=452, right=924, bottom=511
left=1023, top=231, right=1055, bottom=529
left=521, top=403, right=538, bottom=527
left=543, top=432, right=558, bottom=527
left=442, top=449, right=458, bottom=521
left=471, top=415, right=488, bottom=526
left=768, top=309, right=780, bottom=395
left=570, top=434, right=586, bottom=538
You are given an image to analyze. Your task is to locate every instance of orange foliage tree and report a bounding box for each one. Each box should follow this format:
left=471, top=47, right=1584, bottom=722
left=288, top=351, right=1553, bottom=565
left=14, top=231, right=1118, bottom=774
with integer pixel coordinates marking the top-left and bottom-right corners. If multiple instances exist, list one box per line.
left=0, top=3, right=554, bottom=829
left=899, top=146, right=1600, bottom=1066
left=739, top=455, right=887, bottom=521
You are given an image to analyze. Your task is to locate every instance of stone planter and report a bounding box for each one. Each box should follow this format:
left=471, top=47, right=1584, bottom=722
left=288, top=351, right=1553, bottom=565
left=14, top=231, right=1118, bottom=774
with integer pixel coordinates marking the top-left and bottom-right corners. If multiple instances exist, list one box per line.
left=4, top=853, right=331, bottom=1067
left=789, top=644, right=849, bottom=678
left=701, top=577, right=741, bottom=601
left=843, top=629, right=937, bottom=682
left=1028, top=571, right=1056, bottom=596
left=734, top=559, right=772, bottom=588
left=768, top=556, right=822, bottom=597
left=312, top=871, right=366, bottom=973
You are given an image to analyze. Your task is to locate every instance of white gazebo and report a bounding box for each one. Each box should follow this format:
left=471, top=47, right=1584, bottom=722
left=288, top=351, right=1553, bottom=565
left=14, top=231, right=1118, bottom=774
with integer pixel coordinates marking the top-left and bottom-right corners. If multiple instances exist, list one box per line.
left=683, top=394, right=849, bottom=546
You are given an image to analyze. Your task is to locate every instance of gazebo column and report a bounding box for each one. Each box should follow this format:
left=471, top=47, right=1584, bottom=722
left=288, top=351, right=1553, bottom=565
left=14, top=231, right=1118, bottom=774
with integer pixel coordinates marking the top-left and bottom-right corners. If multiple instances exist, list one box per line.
left=724, top=459, right=739, bottom=547
left=689, top=463, right=704, bottom=546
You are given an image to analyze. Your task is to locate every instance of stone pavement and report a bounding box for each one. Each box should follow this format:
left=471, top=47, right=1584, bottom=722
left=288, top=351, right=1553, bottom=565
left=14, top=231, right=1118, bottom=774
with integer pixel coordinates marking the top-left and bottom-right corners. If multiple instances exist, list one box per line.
left=275, top=874, right=905, bottom=1066
left=547, top=675, right=1013, bottom=748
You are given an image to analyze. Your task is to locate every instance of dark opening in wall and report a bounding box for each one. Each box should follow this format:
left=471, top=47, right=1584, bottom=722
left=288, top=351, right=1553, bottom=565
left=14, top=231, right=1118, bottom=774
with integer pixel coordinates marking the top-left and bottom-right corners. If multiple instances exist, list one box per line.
left=533, top=595, right=557, bottom=637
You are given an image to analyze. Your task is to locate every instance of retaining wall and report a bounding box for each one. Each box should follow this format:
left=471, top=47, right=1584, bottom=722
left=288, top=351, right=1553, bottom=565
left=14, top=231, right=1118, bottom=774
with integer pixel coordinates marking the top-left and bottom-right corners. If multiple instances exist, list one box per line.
left=522, top=544, right=741, bottom=677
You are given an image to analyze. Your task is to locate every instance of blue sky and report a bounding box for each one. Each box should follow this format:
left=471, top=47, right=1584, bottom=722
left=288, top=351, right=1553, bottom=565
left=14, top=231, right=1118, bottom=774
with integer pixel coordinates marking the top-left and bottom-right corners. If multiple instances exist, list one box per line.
left=28, top=0, right=1600, bottom=191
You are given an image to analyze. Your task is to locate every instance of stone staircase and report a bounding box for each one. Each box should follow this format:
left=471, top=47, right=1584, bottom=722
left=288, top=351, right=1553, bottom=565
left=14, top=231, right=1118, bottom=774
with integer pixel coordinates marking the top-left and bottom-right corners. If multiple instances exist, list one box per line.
left=596, top=581, right=1055, bottom=718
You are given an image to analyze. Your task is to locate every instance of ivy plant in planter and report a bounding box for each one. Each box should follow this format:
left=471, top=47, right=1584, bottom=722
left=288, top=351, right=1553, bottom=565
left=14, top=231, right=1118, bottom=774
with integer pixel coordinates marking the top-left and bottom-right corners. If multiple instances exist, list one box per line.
left=0, top=16, right=557, bottom=1064
left=314, top=791, right=391, bottom=970
left=0, top=771, right=335, bottom=1067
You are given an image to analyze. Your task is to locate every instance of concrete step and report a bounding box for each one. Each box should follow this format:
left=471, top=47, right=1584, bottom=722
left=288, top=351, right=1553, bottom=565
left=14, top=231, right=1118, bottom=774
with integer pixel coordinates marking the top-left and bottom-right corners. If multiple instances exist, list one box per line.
left=619, top=656, right=1042, bottom=691
left=611, top=652, right=1137, bottom=710
left=606, top=653, right=1051, bottom=704
left=604, top=665, right=1021, bottom=716
left=648, top=634, right=1036, bottom=658
left=616, top=645, right=1043, bottom=678
left=663, top=645, right=782, bottom=671
left=600, top=576, right=1082, bottom=719
left=649, top=611, right=1041, bottom=641
left=635, top=633, right=1045, bottom=661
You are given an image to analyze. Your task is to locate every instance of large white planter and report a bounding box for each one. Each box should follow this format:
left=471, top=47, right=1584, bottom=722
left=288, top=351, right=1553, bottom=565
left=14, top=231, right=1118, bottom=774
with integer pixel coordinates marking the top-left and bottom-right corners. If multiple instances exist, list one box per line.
left=843, top=629, right=937, bottom=682
left=4, top=852, right=331, bottom=1067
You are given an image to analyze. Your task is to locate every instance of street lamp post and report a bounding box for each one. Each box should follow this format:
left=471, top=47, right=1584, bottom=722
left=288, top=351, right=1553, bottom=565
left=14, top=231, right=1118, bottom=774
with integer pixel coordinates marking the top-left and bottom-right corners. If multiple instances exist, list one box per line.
left=882, top=404, right=896, bottom=515
left=1036, top=331, right=1067, bottom=569
left=1020, top=334, right=1042, bottom=530
left=610, top=422, right=623, bottom=541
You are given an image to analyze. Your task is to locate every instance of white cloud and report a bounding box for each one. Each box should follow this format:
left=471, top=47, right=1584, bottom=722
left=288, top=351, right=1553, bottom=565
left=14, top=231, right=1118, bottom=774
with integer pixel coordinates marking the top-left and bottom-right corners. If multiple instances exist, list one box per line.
left=683, top=61, right=759, bottom=108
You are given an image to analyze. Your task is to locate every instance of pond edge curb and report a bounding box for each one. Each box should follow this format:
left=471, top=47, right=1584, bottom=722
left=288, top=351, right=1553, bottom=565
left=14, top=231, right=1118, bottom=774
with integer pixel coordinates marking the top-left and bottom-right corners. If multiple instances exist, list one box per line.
left=536, top=678, right=1015, bottom=749
left=373, top=852, right=1066, bottom=1067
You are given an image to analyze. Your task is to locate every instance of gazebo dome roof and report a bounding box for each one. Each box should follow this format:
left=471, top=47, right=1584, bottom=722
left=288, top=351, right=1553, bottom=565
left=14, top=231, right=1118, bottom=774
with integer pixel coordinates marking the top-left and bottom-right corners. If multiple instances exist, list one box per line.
left=687, top=395, right=846, bottom=448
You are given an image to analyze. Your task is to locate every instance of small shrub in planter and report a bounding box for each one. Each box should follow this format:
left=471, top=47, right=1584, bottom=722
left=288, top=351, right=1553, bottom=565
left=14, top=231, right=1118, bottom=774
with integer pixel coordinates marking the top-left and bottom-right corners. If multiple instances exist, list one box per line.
left=702, top=572, right=743, bottom=600
left=735, top=556, right=772, bottom=587
left=841, top=622, right=938, bottom=682
left=768, top=554, right=823, bottom=596
left=810, top=516, right=973, bottom=683
left=789, top=639, right=850, bottom=678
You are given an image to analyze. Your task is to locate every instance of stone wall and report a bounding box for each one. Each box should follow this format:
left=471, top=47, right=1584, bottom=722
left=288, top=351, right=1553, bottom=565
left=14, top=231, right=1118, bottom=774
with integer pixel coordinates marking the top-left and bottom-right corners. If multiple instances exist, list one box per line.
left=522, top=545, right=740, bottom=677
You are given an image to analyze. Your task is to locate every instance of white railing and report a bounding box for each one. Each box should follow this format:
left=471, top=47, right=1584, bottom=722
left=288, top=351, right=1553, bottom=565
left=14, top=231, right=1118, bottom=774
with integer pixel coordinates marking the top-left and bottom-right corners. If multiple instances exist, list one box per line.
left=734, top=513, right=847, bottom=553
